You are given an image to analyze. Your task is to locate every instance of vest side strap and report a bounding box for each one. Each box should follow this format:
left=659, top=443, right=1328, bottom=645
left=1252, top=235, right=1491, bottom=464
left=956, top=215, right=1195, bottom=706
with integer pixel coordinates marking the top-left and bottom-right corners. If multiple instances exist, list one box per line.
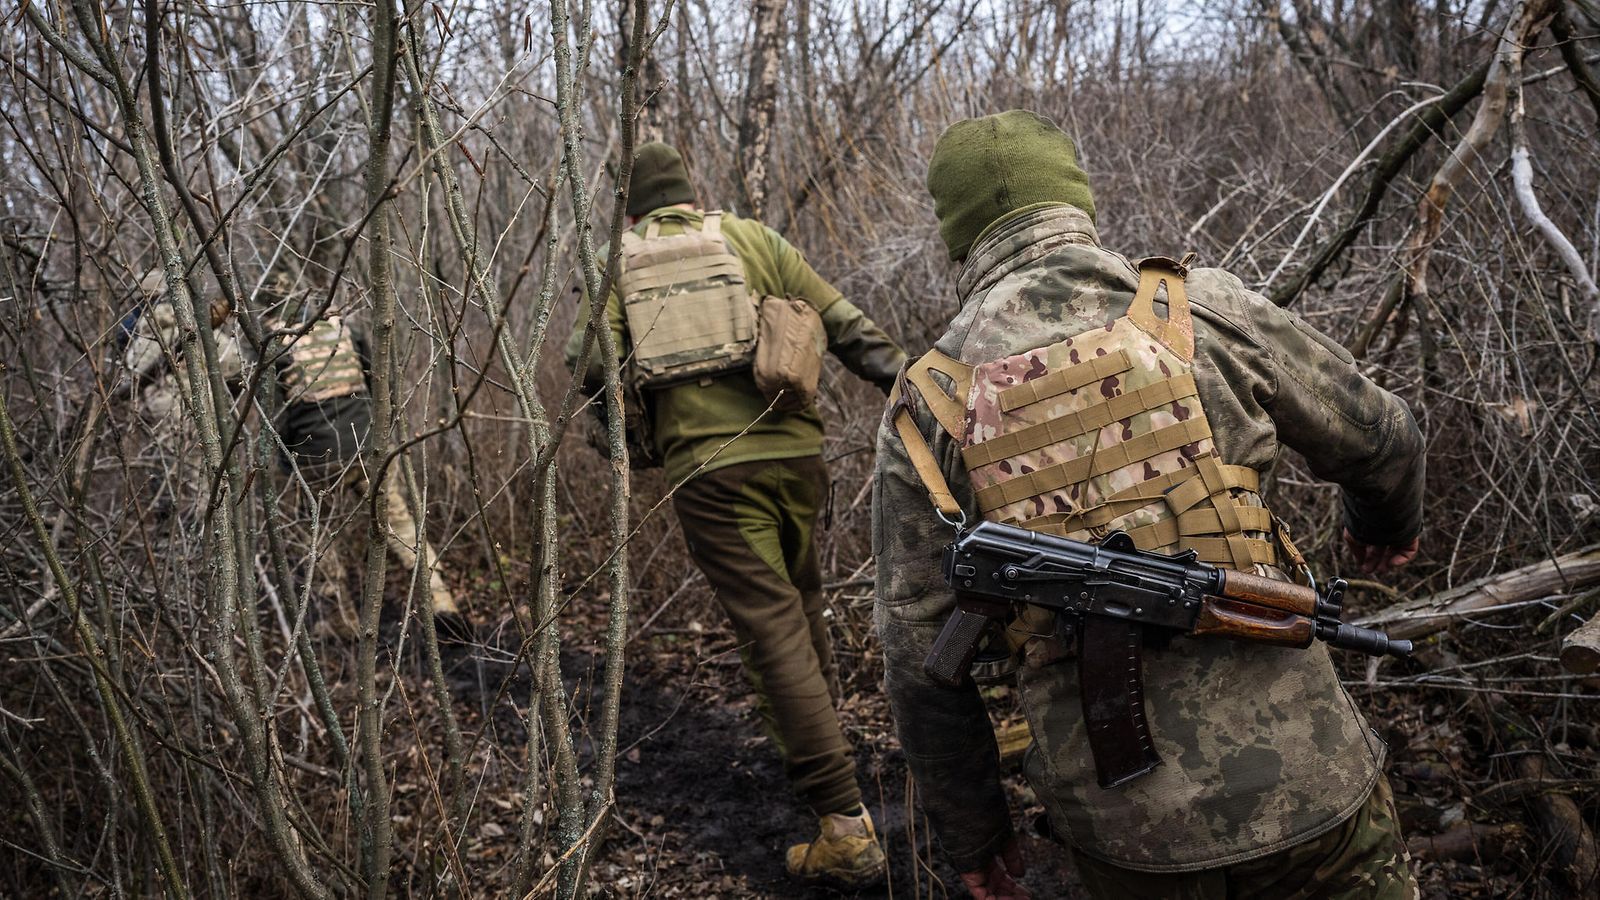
left=893, top=402, right=963, bottom=520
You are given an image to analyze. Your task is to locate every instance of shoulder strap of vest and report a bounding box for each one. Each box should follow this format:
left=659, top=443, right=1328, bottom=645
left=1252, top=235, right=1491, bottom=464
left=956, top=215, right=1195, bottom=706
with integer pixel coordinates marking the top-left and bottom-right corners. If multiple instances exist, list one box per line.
left=904, top=348, right=971, bottom=439
left=887, top=349, right=973, bottom=521
left=702, top=210, right=723, bottom=236
left=1127, top=254, right=1198, bottom=362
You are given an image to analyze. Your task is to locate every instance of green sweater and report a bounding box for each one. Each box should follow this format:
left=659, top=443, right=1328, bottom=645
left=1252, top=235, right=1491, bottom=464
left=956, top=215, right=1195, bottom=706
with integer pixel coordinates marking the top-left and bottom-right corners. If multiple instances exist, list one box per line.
left=565, top=207, right=906, bottom=485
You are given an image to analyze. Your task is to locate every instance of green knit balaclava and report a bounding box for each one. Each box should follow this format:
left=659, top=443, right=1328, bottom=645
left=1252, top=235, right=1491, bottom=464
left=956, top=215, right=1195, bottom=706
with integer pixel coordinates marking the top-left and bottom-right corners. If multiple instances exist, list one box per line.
left=627, top=142, right=696, bottom=217
left=926, top=110, right=1096, bottom=261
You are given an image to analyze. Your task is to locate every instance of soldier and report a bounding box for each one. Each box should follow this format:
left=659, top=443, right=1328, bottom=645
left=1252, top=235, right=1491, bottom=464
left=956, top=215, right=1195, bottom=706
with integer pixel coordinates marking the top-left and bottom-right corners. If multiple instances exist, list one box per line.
left=874, top=111, right=1424, bottom=899
left=121, top=270, right=241, bottom=517
left=565, top=141, right=906, bottom=888
left=267, top=275, right=467, bottom=642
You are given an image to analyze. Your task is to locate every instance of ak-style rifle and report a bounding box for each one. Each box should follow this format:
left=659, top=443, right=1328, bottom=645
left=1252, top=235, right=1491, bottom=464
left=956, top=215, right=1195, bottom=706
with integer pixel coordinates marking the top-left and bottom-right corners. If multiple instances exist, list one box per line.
left=925, top=520, right=1411, bottom=788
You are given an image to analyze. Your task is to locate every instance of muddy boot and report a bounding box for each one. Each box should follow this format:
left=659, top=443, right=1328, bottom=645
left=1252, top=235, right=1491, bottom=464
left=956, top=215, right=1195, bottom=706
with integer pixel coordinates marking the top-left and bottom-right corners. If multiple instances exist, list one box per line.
left=785, top=807, right=887, bottom=890
left=427, top=574, right=473, bottom=642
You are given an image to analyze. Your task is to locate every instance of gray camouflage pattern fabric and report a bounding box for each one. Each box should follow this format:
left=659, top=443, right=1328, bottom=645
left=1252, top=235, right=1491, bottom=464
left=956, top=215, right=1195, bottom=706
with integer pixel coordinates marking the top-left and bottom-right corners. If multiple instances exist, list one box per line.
left=873, top=204, right=1425, bottom=872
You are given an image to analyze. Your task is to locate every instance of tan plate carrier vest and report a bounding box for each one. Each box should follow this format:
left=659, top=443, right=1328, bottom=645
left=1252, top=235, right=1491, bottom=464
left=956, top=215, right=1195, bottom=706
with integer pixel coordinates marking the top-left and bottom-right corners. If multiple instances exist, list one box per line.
left=618, top=211, right=758, bottom=389
left=892, top=256, right=1305, bottom=651
left=282, top=316, right=366, bottom=404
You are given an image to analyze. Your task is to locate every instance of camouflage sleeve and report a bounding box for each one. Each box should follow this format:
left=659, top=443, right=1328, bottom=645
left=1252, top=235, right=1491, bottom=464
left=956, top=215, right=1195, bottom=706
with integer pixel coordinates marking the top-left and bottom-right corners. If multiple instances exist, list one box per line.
left=873, top=388, right=1016, bottom=871
left=1242, top=289, right=1426, bottom=546
left=763, top=225, right=907, bottom=392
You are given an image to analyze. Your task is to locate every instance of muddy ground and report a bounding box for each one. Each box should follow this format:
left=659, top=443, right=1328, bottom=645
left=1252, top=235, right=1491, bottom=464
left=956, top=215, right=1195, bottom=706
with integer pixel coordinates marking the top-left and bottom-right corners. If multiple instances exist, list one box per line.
left=406, top=531, right=1593, bottom=900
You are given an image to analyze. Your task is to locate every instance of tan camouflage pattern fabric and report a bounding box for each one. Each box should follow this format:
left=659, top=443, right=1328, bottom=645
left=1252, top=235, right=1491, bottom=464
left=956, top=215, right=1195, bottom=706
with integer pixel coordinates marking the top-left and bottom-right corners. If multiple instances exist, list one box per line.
left=282, top=316, right=365, bottom=403
left=124, top=301, right=242, bottom=428
left=874, top=204, right=1423, bottom=873
left=960, top=316, right=1275, bottom=565
left=1072, top=774, right=1418, bottom=898
left=617, top=210, right=758, bottom=387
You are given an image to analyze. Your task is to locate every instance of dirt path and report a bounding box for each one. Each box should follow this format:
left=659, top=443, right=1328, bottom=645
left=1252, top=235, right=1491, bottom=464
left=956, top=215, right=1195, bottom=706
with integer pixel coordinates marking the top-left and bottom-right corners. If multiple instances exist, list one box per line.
left=588, top=647, right=1085, bottom=898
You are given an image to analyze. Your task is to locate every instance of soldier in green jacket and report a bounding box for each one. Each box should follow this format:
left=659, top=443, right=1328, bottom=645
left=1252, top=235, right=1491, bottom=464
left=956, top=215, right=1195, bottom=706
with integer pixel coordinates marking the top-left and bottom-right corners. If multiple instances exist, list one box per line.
left=874, top=111, right=1423, bottom=899
left=566, top=142, right=906, bottom=888
left=268, top=277, right=466, bottom=641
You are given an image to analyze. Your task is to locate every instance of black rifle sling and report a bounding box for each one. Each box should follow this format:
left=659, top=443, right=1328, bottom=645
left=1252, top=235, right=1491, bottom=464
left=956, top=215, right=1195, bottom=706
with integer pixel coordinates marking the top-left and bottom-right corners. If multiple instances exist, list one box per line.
left=1078, top=615, right=1161, bottom=788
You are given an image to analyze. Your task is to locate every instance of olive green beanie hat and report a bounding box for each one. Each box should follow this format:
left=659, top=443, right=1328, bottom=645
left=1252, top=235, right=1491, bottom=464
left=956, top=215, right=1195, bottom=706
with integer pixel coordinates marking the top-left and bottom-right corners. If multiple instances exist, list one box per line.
left=926, top=110, right=1095, bottom=261
left=627, top=141, right=695, bottom=217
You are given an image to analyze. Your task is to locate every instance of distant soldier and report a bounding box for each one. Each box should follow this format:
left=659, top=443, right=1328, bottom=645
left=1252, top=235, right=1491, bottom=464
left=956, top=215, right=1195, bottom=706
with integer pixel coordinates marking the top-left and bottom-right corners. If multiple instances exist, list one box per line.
left=876, top=111, right=1424, bottom=899
left=266, top=275, right=466, bottom=641
left=120, top=270, right=241, bottom=516
left=566, top=142, right=906, bottom=887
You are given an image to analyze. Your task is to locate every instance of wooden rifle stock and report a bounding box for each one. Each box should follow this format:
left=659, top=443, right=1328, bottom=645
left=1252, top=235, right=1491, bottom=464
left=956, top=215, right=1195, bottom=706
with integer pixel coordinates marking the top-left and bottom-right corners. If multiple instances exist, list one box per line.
left=1215, top=569, right=1318, bottom=617
left=1192, top=598, right=1316, bottom=648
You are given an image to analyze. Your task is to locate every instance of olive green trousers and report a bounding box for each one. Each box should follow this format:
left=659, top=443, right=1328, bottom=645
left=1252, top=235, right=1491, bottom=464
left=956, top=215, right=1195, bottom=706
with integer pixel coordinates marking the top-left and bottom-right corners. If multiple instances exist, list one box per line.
left=672, top=455, right=862, bottom=817
left=1073, top=774, right=1417, bottom=899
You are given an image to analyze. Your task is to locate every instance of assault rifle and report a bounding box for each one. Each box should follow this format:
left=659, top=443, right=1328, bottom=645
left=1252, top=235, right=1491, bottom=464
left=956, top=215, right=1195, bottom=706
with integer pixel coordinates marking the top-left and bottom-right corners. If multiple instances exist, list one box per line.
left=926, top=520, right=1412, bottom=788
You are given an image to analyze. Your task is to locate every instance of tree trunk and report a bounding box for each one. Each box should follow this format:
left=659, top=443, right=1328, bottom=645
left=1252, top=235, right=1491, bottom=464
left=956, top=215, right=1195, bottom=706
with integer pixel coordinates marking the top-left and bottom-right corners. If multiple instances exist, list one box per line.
left=1561, top=611, right=1600, bottom=675
left=1354, top=546, right=1600, bottom=640
left=737, top=0, right=785, bottom=218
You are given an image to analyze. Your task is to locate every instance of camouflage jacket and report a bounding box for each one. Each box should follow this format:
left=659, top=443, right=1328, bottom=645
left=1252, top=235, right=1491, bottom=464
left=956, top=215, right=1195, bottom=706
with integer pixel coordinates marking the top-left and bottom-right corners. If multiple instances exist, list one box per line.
left=872, top=205, right=1424, bottom=872
left=123, top=301, right=242, bottom=423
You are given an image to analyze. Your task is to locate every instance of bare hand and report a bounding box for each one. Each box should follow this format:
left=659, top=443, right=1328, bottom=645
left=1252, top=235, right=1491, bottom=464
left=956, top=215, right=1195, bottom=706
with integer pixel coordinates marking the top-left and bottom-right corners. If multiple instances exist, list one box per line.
left=1344, top=529, right=1419, bottom=574
left=959, top=837, right=1030, bottom=900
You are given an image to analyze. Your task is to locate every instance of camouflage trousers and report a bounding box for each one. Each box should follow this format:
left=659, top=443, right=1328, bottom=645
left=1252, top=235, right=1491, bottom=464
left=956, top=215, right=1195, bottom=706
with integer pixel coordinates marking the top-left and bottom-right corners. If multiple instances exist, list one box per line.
left=1072, top=774, right=1417, bottom=899
left=311, top=464, right=459, bottom=635
left=672, top=456, right=862, bottom=817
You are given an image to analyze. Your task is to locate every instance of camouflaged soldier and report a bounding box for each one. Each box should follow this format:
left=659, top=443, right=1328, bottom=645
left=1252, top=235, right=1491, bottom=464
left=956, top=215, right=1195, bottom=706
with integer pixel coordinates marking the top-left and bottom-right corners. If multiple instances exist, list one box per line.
left=873, top=111, right=1424, bottom=899
left=565, top=141, right=906, bottom=888
left=121, top=270, right=241, bottom=516
left=267, top=275, right=466, bottom=641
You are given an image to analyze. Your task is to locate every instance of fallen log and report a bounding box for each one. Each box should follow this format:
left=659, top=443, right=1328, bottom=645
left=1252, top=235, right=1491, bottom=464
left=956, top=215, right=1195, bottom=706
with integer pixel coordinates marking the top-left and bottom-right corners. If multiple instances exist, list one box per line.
left=1560, top=611, right=1600, bottom=675
left=1407, top=822, right=1523, bottom=862
left=1355, top=546, right=1600, bottom=641
left=1517, top=756, right=1600, bottom=892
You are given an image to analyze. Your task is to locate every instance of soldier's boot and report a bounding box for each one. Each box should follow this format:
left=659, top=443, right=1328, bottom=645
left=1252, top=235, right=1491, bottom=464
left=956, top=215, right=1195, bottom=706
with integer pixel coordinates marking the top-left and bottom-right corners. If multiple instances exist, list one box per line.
left=428, top=577, right=474, bottom=645
left=785, top=807, right=887, bottom=889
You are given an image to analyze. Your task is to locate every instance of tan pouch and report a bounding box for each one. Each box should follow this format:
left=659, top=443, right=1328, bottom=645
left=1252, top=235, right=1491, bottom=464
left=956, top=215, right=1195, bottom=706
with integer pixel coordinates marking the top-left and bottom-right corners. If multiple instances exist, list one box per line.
left=753, top=295, right=826, bottom=412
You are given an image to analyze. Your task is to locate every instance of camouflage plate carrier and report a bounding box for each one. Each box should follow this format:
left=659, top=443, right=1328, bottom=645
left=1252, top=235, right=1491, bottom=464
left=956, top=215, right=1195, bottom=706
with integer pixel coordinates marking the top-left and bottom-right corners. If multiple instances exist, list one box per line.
left=893, top=256, right=1306, bottom=663
left=618, top=210, right=758, bottom=388
left=282, top=316, right=365, bottom=404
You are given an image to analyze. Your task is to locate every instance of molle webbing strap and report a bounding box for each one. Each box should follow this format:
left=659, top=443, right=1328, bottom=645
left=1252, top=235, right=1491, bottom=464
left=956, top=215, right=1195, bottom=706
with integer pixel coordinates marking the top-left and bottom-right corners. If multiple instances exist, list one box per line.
left=962, top=373, right=1198, bottom=469
left=621, top=256, right=745, bottom=293
left=974, top=416, right=1212, bottom=514
left=1163, top=457, right=1256, bottom=515
left=1123, top=506, right=1273, bottom=545
left=1180, top=536, right=1278, bottom=567
left=1126, top=256, right=1196, bottom=362
left=904, top=348, right=972, bottom=441
left=1014, top=463, right=1260, bottom=533
left=998, top=349, right=1132, bottom=412
left=285, top=318, right=364, bottom=402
